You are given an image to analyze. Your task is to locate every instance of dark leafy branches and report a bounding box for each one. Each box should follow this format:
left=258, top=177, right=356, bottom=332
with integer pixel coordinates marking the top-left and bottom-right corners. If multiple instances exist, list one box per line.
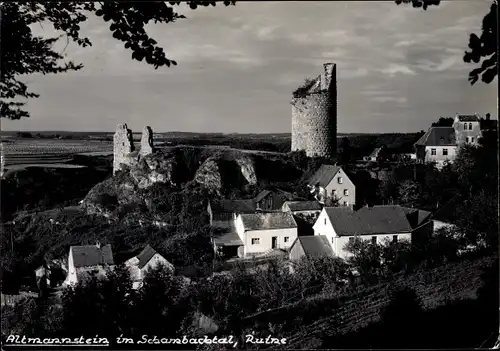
left=463, top=1, right=498, bottom=85
left=395, top=0, right=498, bottom=85
left=0, top=1, right=235, bottom=119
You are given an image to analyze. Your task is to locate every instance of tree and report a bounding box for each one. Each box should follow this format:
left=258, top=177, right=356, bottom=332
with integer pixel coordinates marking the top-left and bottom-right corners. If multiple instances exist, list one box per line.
left=395, top=0, right=498, bottom=85
left=397, top=179, right=421, bottom=207
left=343, top=237, right=383, bottom=284
left=1, top=1, right=236, bottom=120
left=431, top=117, right=454, bottom=127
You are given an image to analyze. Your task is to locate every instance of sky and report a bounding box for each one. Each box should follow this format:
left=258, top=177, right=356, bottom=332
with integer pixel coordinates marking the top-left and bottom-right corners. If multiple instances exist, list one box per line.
left=2, top=1, right=497, bottom=134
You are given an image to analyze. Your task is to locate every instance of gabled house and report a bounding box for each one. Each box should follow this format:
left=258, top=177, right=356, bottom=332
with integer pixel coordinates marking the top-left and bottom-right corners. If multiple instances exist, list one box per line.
left=415, top=113, right=495, bottom=168
left=310, top=205, right=432, bottom=260
left=65, top=243, right=114, bottom=286
left=234, top=212, right=298, bottom=257
left=289, top=235, right=334, bottom=261
left=281, top=201, right=323, bottom=216
left=452, top=113, right=482, bottom=146
left=307, top=165, right=356, bottom=207
left=207, top=199, right=256, bottom=229
left=254, top=189, right=296, bottom=211
left=363, top=146, right=386, bottom=162
left=125, top=245, right=173, bottom=289
left=414, top=127, right=457, bottom=168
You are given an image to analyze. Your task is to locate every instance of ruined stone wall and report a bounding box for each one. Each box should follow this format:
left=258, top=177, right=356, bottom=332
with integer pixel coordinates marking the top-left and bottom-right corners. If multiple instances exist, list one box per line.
left=113, top=124, right=135, bottom=174
left=291, top=63, right=337, bottom=158
left=140, top=126, right=154, bottom=157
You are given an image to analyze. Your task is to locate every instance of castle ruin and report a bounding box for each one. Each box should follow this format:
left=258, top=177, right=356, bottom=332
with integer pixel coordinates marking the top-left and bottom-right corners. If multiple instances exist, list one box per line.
left=113, top=123, right=154, bottom=174
left=291, top=63, right=337, bottom=158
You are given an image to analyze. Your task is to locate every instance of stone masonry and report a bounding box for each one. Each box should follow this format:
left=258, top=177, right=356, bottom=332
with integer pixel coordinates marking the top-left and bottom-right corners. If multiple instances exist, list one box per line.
left=140, top=126, right=154, bottom=157
left=113, top=123, right=154, bottom=174
left=113, top=124, right=135, bottom=174
left=291, top=63, right=337, bottom=158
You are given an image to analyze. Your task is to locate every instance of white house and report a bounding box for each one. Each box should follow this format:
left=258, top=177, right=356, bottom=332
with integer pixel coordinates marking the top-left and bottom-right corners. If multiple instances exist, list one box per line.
left=281, top=201, right=322, bottom=216
left=307, top=165, right=356, bottom=207
left=234, top=212, right=298, bottom=257
left=65, top=243, right=114, bottom=286
left=310, top=206, right=431, bottom=260
left=125, top=245, right=174, bottom=289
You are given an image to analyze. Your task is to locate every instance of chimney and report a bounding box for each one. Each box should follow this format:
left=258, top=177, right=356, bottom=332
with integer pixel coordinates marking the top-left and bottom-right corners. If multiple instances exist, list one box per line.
left=321, top=63, right=336, bottom=91
left=486, top=113, right=491, bottom=120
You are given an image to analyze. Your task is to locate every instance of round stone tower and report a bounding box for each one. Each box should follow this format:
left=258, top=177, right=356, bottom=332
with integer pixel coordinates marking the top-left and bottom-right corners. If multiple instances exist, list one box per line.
left=291, top=63, right=337, bottom=158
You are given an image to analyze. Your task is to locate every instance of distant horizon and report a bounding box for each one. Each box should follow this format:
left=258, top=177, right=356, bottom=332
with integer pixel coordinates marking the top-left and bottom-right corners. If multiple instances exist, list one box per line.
left=0, top=129, right=423, bottom=136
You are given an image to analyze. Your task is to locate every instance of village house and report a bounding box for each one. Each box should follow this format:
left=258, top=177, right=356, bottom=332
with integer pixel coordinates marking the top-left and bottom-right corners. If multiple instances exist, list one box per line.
left=307, top=165, right=356, bottom=207
left=207, top=199, right=256, bottom=229
left=254, top=189, right=296, bottom=211
left=415, top=113, right=493, bottom=168
left=207, top=189, right=298, bottom=228
left=213, top=212, right=298, bottom=259
left=125, top=245, right=174, bottom=289
left=290, top=205, right=432, bottom=261
left=289, top=235, right=334, bottom=261
left=363, top=146, right=386, bottom=162
left=64, top=243, right=115, bottom=286
left=281, top=201, right=323, bottom=216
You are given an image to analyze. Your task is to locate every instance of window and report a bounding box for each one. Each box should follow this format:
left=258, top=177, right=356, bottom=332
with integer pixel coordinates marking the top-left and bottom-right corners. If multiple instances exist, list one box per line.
left=443, top=148, right=448, bottom=156
left=468, top=123, right=472, bottom=130
left=251, top=238, right=260, bottom=245
left=371, top=236, right=377, bottom=245
left=324, top=218, right=327, bottom=225
left=431, top=148, right=436, bottom=155
left=393, top=235, right=398, bottom=243
left=344, top=189, right=349, bottom=196
left=463, top=123, right=467, bottom=130
left=332, top=237, right=334, bottom=243
left=471, top=137, right=474, bottom=143
left=465, top=137, right=469, bottom=143
left=284, top=237, right=289, bottom=243
left=331, top=189, right=337, bottom=197
left=344, top=201, right=349, bottom=206
left=337, top=177, right=343, bottom=184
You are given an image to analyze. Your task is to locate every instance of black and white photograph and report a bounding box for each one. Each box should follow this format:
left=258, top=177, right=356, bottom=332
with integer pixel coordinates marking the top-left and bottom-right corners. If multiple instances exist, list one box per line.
left=1, top=0, right=498, bottom=349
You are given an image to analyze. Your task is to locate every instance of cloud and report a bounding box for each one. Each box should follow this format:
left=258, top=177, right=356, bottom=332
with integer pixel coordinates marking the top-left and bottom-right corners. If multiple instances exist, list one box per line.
left=5, top=0, right=496, bottom=134
left=371, top=96, right=408, bottom=103
left=379, top=64, right=416, bottom=77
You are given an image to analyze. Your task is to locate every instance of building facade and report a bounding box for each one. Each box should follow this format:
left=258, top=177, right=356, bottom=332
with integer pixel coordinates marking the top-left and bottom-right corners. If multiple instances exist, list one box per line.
left=308, top=165, right=356, bottom=207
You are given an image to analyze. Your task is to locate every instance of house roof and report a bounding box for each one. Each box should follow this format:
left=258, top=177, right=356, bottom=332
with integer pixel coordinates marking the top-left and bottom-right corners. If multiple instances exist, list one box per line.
left=136, top=245, right=157, bottom=269
left=368, top=147, right=383, bottom=158
left=240, top=212, right=297, bottom=231
left=254, top=190, right=271, bottom=203
left=70, top=244, right=114, bottom=268
left=210, top=199, right=256, bottom=214
left=284, top=201, right=322, bottom=212
left=308, top=164, right=341, bottom=187
left=414, top=127, right=456, bottom=147
left=213, top=229, right=244, bottom=246
left=398, top=206, right=432, bottom=228
left=296, top=235, right=334, bottom=258
left=324, top=206, right=413, bottom=236
left=456, top=114, right=480, bottom=122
